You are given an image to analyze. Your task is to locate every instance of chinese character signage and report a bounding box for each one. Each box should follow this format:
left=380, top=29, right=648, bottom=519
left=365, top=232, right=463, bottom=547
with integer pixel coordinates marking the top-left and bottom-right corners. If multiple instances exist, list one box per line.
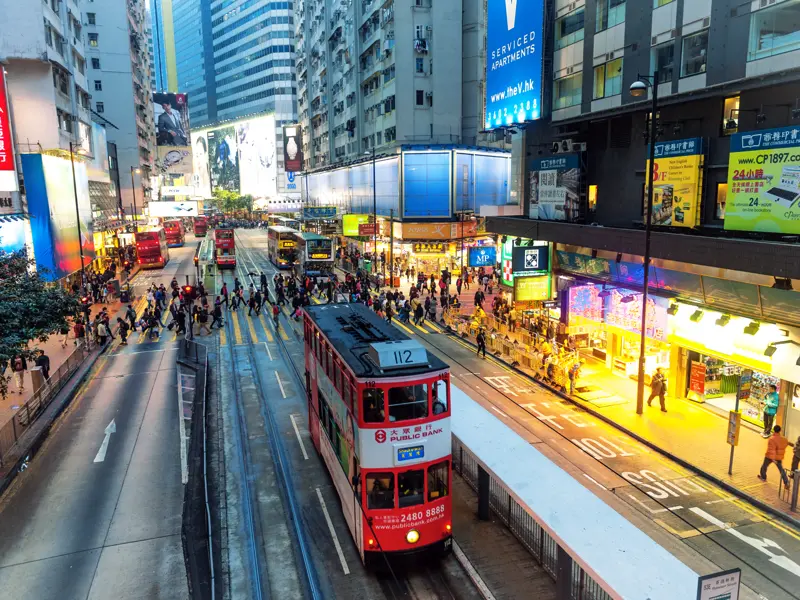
left=511, top=244, right=549, bottom=274
left=0, top=68, right=18, bottom=192
left=484, top=0, right=544, bottom=129
left=724, top=126, right=800, bottom=234
left=697, top=568, right=740, bottom=600
left=303, top=206, right=337, bottom=219
left=603, top=288, right=668, bottom=342
left=413, top=242, right=446, bottom=253
left=514, top=275, right=551, bottom=303
left=283, top=124, right=303, bottom=172
left=645, top=137, right=703, bottom=228
left=468, top=246, right=496, bottom=267
left=528, top=154, right=580, bottom=221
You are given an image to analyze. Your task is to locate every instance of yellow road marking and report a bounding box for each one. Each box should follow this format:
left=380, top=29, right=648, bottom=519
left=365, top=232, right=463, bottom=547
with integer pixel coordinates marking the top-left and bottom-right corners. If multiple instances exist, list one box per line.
left=232, top=310, right=244, bottom=345
left=245, top=312, right=260, bottom=343
left=220, top=324, right=227, bottom=346
left=258, top=314, right=274, bottom=342
left=393, top=320, right=416, bottom=336
left=280, top=324, right=290, bottom=341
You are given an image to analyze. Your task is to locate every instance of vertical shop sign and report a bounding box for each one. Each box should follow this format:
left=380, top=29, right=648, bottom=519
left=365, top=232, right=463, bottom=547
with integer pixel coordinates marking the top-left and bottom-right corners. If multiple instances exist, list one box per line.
left=0, top=67, right=19, bottom=193
left=736, top=369, right=753, bottom=402
left=645, top=138, right=703, bottom=227
left=689, top=361, right=706, bottom=397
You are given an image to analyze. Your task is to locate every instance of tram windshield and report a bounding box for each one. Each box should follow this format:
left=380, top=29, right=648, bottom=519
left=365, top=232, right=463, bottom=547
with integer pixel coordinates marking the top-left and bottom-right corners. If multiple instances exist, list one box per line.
left=398, top=470, right=425, bottom=508
left=428, top=461, right=449, bottom=501
left=432, top=380, right=448, bottom=415
left=366, top=473, right=394, bottom=510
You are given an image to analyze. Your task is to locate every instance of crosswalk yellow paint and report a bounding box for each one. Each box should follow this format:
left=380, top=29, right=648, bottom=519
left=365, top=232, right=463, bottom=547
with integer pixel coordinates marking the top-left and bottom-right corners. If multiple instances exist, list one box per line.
left=258, top=315, right=274, bottom=342
left=393, top=320, right=416, bottom=336
left=220, top=324, right=227, bottom=346
left=245, top=311, right=260, bottom=343
left=232, top=310, right=244, bottom=344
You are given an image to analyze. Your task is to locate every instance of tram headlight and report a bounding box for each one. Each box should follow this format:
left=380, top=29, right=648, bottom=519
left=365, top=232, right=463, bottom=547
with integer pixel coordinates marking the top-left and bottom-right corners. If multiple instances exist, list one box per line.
left=406, top=529, right=420, bottom=544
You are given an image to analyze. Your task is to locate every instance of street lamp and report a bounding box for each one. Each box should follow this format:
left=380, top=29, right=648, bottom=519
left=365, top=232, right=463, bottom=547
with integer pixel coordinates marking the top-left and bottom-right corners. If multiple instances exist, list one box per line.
left=629, top=71, right=659, bottom=416
left=69, top=141, right=86, bottom=281
left=130, top=166, right=141, bottom=233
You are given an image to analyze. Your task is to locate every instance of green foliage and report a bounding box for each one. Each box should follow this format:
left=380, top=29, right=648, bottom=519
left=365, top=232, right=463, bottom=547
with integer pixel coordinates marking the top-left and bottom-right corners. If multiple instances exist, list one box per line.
left=0, top=250, right=81, bottom=397
left=211, top=190, right=255, bottom=216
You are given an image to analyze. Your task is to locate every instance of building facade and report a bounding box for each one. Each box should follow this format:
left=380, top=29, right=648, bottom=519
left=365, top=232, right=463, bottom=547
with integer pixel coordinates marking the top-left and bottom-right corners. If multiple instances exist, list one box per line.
left=81, top=0, right=156, bottom=216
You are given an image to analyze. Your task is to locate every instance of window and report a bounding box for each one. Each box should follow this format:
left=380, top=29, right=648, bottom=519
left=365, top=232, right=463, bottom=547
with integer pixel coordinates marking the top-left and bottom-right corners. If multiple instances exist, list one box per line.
left=94, top=80, right=102, bottom=91
left=87, top=12, right=96, bottom=25
left=553, top=73, right=582, bottom=110
left=74, top=54, right=85, bottom=75
left=363, top=388, right=385, bottom=422
left=427, top=461, right=449, bottom=501
left=50, top=0, right=59, bottom=11
left=722, top=95, right=740, bottom=135
left=366, top=473, right=394, bottom=509
left=54, top=69, right=69, bottom=94
left=96, top=101, right=104, bottom=113
left=715, top=183, right=727, bottom=220
left=415, top=90, right=424, bottom=105
left=91, top=57, right=100, bottom=69
left=415, top=57, right=424, bottom=73
left=748, top=0, right=800, bottom=61
left=652, top=42, right=674, bottom=84
left=555, top=9, right=584, bottom=50
left=388, top=383, right=428, bottom=421
left=593, top=58, right=622, bottom=99
left=415, top=25, right=424, bottom=40
left=432, top=379, right=448, bottom=414
left=44, top=22, right=53, bottom=47
left=596, top=0, right=625, bottom=32
left=398, top=469, right=424, bottom=507
left=88, top=33, right=98, bottom=47
left=681, top=30, right=708, bottom=77
left=334, top=360, right=342, bottom=392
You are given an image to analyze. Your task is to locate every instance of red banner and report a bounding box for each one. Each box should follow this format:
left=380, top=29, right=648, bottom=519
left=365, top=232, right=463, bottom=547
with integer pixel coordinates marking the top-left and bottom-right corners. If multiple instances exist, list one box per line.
left=358, top=223, right=377, bottom=236
left=0, top=68, right=18, bottom=192
left=689, top=361, right=706, bottom=396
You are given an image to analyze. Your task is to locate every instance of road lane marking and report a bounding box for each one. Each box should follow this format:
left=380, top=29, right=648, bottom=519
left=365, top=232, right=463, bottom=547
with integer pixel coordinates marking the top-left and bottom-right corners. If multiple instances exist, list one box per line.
left=245, top=311, right=260, bottom=343
left=263, top=342, right=273, bottom=361
left=93, top=420, right=116, bottom=463
left=220, top=325, right=226, bottom=346
left=583, top=474, right=607, bottom=491
left=258, top=314, right=274, bottom=342
left=232, top=310, right=244, bottom=344
left=315, top=487, right=350, bottom=575
left=393, top=320, right=416, bottom=336
left=490, top=406, right=508, bottom=418
left=452, top=540, right=495, bottom=600
left=275, top=372, right=287, bottom=398
left=177, top=369, right=188, bottom=484
left=290, top=414, right=309, bottom=460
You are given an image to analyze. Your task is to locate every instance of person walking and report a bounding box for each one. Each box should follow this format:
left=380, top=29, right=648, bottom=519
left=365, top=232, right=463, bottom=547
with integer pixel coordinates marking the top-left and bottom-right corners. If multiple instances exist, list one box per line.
left=762, top=384, right=780, bottom=438
left=476, top=328, right=487, bottom=358
left=35, top=350, right=51, bottom=380
left=10, top=354, right=27, bottom=394
left=146, top=288, right=155, bottom=309
left=254, top=290, right=263, bottom=316
left=211, top=301, right=223, bottom=329
left=758, top=426, right=793, bottom=487
left=791, top=434, right=800, bottom=475
left=73, top=319, right=87, bottom=350
left=116, top=318, right=129, bottom=344
left=647, top=367, right=668, bottom=412
left=220, top=282, right=229, bottom=309
left=197, top=307, right=211, bottom=335
left=59, top=323, right=70, bottom=348
left=96, top=320, right=110, bottom=346
left=456, top=276, right=463, bottom=296
left=126, top=304, right=138, bottom=332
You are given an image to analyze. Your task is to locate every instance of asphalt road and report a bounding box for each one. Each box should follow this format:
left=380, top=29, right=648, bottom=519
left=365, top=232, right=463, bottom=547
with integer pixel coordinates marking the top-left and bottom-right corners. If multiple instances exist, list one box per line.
left=0, top=243, right=200, bottom=600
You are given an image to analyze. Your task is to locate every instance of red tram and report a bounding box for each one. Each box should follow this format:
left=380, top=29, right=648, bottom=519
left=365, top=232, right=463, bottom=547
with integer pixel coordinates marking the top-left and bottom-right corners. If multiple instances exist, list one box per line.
left=214, top=227, right=236, bottom=268
left=303, top=303, right=452, bottom=567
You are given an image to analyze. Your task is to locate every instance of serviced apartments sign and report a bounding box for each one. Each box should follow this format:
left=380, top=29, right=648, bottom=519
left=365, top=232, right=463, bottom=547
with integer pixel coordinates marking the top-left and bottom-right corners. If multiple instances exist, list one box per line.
left=484, top=0, right=544, bottom=129
left=725, top=126, right=800, bottom=234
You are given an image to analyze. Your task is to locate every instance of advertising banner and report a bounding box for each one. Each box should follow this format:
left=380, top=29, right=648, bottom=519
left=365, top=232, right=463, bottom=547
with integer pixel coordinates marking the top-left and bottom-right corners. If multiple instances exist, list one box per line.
left=724, top=125, right=800, bottom=234
left=358, top=223, right=377, bottom=236
left=190, top=131, right=212, bottom=198
left=303, top=206, right=337, bottom=219
left=401, top=222, right=451, bottom=240
left=207, top=125, right=239, bottom=192
left=343, top=213, right=370, bottom=237
left=500, top=237, right=514, bottom=286
left=161, top=186, right=195, bottom=196
left=468, top=246, right=496, bottom=267
left=484, top=0, right=543, bottom=128
left=0, top=220, right=27, bottom=253
left=645, top=137, right=703, bottom=227
left=154, top=92, right=193, bottom=176
left=283, top=124, right=303, bottom=172
left=0, top=68, right=18, bottom=192
left=450, top=220, right=478, bottom=238
left=528, top=154, right=580, bottom=221
left=87, top=122, right=110, bottom=183
left=511, top=244, right=549, bottom=273
left=514, top=275, right=551, bottom=302
left=147, top=201, right=200, bottom=217
left=603, top=288, right=668, bottom=342
left=689, top=361, right=706, bottom=396
left=412, top=242, right=447, bottom=254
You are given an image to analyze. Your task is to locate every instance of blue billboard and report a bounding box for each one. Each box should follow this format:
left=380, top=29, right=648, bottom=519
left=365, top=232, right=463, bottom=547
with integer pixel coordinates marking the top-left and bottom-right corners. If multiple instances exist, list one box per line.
left=469, top=246, right=497, bottom=268
left=403, top=151, right=450, bottom=218
left=485, top=0, right=544, bottom=129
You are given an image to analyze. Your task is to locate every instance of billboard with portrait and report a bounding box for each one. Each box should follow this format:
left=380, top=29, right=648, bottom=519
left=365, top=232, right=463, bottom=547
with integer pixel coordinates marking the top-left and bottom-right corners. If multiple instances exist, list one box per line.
left=645, top=138, right=703, bottom=228
left=237, top=114, right=278, bottom=198
left=153, top=92, right=193, bottom=176
left=485, top=0, right=544, bottom=129
left=21, top=154, right=95, bottom=279
left=207, top=125, right=239, bottom=192
left=190, top=130, right=212, bottom=198
left=283, top=124, right=303, bottom=172
left=724, top=126, right=800, bottom=234
left=528, top=154, right=580, bottom=221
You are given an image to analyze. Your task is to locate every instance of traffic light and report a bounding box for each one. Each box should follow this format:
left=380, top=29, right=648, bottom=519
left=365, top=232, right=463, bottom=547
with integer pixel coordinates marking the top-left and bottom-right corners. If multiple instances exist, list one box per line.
left=193, top=256, right=199, bottom=266
left=183, top=285, right=195, bottom=300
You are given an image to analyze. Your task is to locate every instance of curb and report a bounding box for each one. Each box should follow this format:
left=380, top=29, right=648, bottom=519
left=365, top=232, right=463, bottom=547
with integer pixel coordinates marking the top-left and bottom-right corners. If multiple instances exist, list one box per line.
left=433, top=321, right=800, bottom=530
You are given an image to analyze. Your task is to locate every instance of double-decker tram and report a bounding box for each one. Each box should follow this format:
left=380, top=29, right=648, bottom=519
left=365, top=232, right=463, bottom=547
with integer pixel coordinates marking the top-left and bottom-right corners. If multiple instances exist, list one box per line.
left=214, top=227, right=236, bottom=268
left=292, top=232, right=334, bottom=283
left=270, top=215, right=301, bottom=230
left=267, top=225, right=299, bottom=269
left=303, top=303, right=452, bottom=566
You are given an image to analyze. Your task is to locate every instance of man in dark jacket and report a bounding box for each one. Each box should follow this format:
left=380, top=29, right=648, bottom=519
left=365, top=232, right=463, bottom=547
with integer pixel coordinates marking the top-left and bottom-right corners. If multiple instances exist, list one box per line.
left=647, top=367, right=668, bottom=412
left=35, top=350, right=51, bottom=379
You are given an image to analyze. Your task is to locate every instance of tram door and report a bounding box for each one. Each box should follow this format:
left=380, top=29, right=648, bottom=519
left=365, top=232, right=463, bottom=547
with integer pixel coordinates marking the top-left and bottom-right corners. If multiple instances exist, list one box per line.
left=352, top=455, right=363, bottom=558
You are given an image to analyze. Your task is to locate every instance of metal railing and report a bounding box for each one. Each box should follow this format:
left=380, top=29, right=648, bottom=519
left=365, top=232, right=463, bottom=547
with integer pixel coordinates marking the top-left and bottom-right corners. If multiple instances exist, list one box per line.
left=0, top=346, right=91, bottom=467
left=452, top=435, right=613, bottom=600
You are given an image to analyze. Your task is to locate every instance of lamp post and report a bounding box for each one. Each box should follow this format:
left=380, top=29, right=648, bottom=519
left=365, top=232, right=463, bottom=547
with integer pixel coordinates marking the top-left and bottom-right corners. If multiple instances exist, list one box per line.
left=130, top=166, right=141, bottom=233
left=629, top=71, right=659, bottom=416
left=69, top=141, right=86, bottom=280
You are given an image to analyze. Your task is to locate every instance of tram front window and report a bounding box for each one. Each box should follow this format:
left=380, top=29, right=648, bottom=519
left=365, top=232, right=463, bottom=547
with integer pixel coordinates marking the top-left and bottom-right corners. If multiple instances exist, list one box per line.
left=432, top=380, right=448, bottom=415
left=278, top=249, right=295, bottom=264
left=388, top=384, right=428, bottom=422
left=398, top=470, right=424, bottom=508
left=366, top=472, right=394, bottom=509
left=363, top=388, right=385, bottom=423
left=428, top=461, right=449, bottom=501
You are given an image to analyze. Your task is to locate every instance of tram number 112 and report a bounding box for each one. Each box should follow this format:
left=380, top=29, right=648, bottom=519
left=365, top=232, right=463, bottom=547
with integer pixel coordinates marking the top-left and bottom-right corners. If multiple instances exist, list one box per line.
left=393, top=350, right=413, bottom=365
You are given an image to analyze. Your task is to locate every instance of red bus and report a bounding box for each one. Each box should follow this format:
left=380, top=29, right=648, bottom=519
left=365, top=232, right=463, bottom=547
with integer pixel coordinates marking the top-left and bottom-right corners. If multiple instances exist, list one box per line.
left=214, top=228, right=236, bottom=268
left=193, top=216, right=208, bottom=237
left=135, top=229, right=170, bottom=268
left=303, top=303, right=452, bottom=567
left=163, top=219, right=185, bottom=247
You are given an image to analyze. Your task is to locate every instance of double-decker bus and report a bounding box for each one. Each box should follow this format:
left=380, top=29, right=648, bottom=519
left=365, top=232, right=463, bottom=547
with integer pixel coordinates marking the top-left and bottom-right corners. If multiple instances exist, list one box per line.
left=270, top=215, right=301, bottom=230
left=134, top=229, right=170, bottom=269
left=293, top=232, right=334, bottom=282
left=163, top=219, right=185, bottom=247
left=193, top=216, right=208, bottom=237
left=267, top=225, right=299, bottom=269
left=303, top=303, right=452, bottom=567
left=214, top=227, right=236, bottom=268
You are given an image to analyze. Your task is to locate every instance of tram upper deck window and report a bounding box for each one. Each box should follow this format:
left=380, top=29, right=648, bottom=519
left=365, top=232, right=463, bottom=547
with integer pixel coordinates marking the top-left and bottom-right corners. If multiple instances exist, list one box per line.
left=366, top=472, right=394, bottom=509
left=432, top=379, right=448, bottom=415
left=398, top=469, right=424, bottom=508
left=363, top=388, right=385, bottom=423
left=428, top=461, right=449, bottom=501
left=388, top=384, right=428, bottom=422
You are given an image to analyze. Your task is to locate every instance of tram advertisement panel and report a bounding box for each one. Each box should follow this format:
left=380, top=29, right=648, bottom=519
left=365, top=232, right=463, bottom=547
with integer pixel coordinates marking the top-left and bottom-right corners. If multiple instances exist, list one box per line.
left=359, top=421, right=450, bottom=469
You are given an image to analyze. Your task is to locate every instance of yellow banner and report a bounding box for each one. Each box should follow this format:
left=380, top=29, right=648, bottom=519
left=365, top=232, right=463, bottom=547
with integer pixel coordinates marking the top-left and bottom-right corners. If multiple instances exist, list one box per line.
left=645, top=138, right=703, bottom=227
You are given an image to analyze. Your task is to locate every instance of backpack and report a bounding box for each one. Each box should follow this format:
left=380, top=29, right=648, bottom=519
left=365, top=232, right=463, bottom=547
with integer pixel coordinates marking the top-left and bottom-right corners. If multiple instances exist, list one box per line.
left=13, top=357, right=23, bottom=371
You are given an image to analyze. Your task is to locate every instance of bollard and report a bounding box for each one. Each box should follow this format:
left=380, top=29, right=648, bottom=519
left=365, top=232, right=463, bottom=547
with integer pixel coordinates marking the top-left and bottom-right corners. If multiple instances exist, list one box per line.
left=478, top=465, right=490, bottom=521
left=30, top=366, right=45, bottom=395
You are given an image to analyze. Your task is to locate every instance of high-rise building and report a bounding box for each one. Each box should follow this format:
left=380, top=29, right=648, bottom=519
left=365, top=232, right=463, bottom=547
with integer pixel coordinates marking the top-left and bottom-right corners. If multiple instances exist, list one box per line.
left=173, top=0, right=212, bottom=125
left=82, top=0, right=156, bottom=215
left=149, top=0, right=178, bottom=93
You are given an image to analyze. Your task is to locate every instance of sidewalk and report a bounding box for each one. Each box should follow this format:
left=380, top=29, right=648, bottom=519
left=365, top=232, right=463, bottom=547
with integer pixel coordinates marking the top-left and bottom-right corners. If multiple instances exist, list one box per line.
left=439, top=287, right=800, bottom=523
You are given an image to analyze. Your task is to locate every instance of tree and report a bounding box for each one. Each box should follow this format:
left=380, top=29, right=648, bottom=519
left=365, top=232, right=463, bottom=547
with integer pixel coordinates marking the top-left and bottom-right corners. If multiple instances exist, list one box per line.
left=0, top=250, right=81, bottom=398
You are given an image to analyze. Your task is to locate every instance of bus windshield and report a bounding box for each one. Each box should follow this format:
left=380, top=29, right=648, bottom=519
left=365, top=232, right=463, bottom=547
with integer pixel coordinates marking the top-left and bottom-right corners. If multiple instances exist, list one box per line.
left=279, top=248, right=296, bottom=263
left=216, top=230, right=233, bottom=239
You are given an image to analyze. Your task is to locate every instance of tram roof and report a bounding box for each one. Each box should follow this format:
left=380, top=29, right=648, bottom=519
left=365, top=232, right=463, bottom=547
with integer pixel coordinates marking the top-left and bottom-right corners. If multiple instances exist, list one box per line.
left=268, top=225, right=298, bottom=233
left=294, top=232, right=329, bottom=241
left=304, top=303, right=448, bottom=378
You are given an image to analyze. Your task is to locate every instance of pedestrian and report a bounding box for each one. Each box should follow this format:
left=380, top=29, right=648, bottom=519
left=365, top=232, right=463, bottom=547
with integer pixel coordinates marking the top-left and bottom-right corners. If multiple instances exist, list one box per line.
left=146, top=289, right=155, bottom=309
left=220, top=282, right=229, bottom=309
left=476, top=328, right=487, bottom=358
left=126, top=303, right=137, bottom=331
left=272, top=303, right=280, bottom=328
left=791, top=434, right=800, bottom=475
left=176, top=308, right=187, bottom=334
left=260, top=272, right=268, bottom=294
left=758, top=426, right=792, bottom=487
left=254, top=290, right=262, bottom=315
left=456, top=276, right=463, bottom=296
left=211, top=301, right=223, bottom=329
left=59, top=323, right=70, bottom=348
left=73, top=319, right=87, bottom=349
left=197, top=308, right=211, bottom=335
left=34, top=350, right=51, bottom=380
left=10, top=353, right=27, bottom=394
left=117, top=317, right=130, bottom=345
left=762, top=384, right=780, bottom=438
left=96, top=320, right=110, bottom=346
left=647, top=367, right=668, bottom=412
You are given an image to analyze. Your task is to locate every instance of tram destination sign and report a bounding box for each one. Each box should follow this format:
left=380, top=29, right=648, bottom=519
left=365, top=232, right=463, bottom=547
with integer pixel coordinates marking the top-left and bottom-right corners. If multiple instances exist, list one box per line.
left=369, top=340, right=429, bottom=370
left=397, top=445, right=425, bottom=463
